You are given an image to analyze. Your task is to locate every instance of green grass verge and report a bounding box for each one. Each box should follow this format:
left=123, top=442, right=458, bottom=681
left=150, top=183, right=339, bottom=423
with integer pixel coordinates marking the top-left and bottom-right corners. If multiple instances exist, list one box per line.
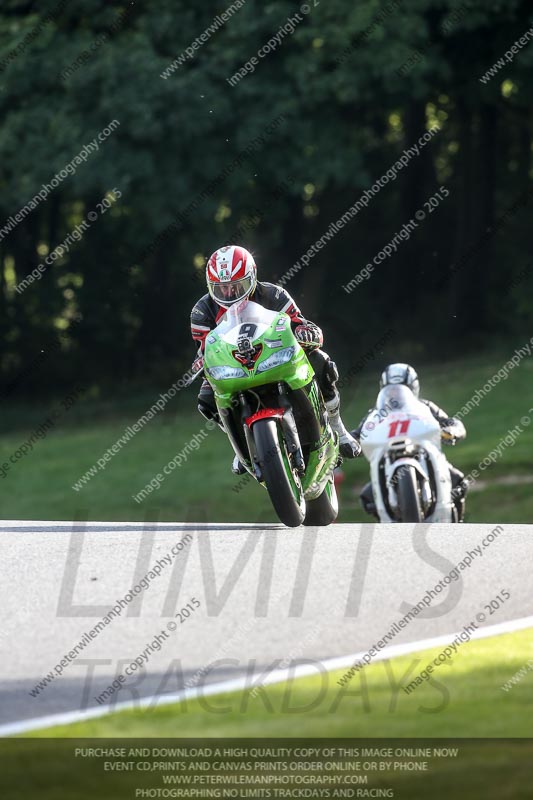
left=10, top=629, right=532, bottom=800
left=31, top=627, right=533, bottom=739
left=0, top=349, right=531, bottom=522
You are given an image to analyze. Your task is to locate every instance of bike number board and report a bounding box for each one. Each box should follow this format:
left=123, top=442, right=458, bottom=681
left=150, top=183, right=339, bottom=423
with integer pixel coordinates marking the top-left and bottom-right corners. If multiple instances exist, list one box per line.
left=388, top=419, right=411, bottom=437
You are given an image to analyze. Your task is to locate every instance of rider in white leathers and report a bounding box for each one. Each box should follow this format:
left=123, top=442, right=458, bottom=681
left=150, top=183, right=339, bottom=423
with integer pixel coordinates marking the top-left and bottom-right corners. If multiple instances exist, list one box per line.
left=353, top=363, right=468, bottom=521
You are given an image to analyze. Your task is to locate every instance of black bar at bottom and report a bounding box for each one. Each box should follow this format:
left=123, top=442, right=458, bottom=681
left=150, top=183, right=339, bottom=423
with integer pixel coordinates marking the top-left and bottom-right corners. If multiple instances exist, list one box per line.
left=1, top=738, right=532, bottom=800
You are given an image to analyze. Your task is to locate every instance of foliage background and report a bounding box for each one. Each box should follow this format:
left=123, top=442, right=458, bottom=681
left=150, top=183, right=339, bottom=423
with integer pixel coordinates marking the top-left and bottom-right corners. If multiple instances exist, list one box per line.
left=0, top=0, right=531, bottom=520
left=0, top=0, right=532, bottom=392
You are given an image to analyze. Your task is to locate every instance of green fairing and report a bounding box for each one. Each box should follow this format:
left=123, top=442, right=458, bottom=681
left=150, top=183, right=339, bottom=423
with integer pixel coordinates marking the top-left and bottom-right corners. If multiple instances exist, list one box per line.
left=204, top=312, right=313, bottom=408
left=203, top=304, right=338, bottom=502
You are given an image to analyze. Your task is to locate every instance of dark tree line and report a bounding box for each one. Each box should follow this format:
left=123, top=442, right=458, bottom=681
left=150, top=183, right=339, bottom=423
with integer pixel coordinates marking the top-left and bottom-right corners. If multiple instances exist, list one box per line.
left=0, top=0, right=531, bottom=398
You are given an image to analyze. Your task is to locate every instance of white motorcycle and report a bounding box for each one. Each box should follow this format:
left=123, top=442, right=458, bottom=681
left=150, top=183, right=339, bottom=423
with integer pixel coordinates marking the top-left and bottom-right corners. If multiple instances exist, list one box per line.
left=359, top=385, right=465, bottom=522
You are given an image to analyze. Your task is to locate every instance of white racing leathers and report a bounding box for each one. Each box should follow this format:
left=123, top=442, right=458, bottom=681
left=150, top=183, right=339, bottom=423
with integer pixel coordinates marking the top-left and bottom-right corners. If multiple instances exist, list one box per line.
left=360, top=385, right=465, bottom=523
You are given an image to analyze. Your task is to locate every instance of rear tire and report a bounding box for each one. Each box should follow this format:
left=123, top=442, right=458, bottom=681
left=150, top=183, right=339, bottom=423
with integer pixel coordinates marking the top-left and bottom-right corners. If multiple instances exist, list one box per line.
left=303, top=478, right=338, bottom=526
left=253, top=418, right=305, bottom=528
left=396, top=465, right=423, bottom=522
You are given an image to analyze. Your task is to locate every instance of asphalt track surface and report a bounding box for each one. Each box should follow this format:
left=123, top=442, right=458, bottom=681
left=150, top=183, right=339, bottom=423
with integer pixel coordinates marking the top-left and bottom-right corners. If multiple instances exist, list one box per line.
left=1, top=520, right=532, bottom=730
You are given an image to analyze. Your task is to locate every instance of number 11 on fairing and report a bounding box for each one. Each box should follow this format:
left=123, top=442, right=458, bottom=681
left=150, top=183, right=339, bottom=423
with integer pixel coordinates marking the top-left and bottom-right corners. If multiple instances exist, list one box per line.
left=388, top=419, right=411, bottom=437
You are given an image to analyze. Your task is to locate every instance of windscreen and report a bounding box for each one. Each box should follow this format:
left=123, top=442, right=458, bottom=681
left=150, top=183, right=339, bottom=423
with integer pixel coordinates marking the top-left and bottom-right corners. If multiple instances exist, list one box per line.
left=215, top=300, right=278, bottom=336
left=376, top=384, right=419, bottom=412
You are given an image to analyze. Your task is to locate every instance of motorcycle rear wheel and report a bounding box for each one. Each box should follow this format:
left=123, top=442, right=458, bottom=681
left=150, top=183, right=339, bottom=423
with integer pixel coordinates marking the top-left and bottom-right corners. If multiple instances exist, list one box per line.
left=303, top=476, right=338, bottom=526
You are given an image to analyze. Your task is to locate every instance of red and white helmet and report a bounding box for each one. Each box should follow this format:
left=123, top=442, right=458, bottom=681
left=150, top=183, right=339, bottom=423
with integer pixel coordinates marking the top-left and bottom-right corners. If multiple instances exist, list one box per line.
left=206, top=245, right=257, bottom=309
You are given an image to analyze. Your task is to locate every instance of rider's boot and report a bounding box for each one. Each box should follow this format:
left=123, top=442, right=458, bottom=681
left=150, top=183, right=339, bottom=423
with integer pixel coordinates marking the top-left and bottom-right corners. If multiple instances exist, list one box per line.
left=325, top=391, right=361, bottom=459
left=307, top=351, right=361, bottom=459
left=450, top=467, right=468, bottom=522
left=231, top=455, right=247, bottom=476
left=454, top=495, right=466, bottom=522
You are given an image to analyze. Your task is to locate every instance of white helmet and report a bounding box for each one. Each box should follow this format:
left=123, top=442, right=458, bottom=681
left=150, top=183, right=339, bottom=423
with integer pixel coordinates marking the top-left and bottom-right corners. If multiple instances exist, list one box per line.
left=380, top=363, right=420, bottom=398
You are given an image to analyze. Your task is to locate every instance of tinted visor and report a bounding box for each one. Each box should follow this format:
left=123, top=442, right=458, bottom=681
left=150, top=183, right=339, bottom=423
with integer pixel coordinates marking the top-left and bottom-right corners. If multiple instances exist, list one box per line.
left=209, top=276, right=254, bottom=306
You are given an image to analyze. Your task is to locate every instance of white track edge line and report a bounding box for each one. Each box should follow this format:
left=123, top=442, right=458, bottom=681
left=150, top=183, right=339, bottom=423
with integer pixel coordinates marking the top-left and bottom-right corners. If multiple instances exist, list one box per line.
left=2, top=613, right=533, bottom=738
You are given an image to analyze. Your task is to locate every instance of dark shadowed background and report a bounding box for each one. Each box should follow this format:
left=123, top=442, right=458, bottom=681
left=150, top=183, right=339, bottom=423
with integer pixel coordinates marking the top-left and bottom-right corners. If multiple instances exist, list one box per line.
left=0, top=0, right=531, bottom=521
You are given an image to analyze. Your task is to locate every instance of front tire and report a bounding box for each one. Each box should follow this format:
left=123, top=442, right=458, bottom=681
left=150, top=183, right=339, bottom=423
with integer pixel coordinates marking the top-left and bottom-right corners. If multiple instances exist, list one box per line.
left=396, top=465, right=423, bottom=522
left=253, top=418, right=306, bottom=528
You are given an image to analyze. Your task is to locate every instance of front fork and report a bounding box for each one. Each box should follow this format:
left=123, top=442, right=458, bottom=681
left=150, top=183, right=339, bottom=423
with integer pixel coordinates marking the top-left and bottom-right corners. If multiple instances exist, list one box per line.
left=386, top=455, right=430, bottom=512
left=277, top=383, right=305, bottom=474
left=219, top=388, right=305, bottom=483
left=219, top=382, right=331, bottom=490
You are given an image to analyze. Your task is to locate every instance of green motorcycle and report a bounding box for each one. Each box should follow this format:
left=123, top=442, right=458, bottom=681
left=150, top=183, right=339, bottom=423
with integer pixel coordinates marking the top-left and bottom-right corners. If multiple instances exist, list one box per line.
left=191, top=299, right=340, bottom=528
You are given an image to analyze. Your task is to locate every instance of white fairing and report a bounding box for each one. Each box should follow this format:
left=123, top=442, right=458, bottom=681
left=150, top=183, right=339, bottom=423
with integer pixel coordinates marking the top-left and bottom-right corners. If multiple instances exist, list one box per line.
left=214, top=300, right=282, bottom=345
left=360, top=385, right=454, bottom=522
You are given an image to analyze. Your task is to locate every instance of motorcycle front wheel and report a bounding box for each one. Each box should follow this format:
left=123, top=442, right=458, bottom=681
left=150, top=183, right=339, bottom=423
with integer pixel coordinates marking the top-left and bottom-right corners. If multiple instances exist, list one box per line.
left=396, top=465, right=423, bottom=522
left=253, top=418, right=306, bottom=528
